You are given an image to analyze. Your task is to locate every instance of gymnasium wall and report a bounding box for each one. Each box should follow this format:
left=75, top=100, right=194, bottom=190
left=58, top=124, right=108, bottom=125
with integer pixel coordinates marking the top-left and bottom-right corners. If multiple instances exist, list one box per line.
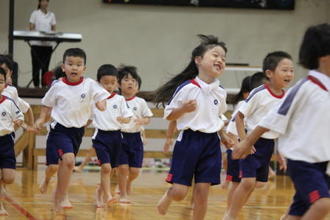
left=0, top=0, right=329, bottom=90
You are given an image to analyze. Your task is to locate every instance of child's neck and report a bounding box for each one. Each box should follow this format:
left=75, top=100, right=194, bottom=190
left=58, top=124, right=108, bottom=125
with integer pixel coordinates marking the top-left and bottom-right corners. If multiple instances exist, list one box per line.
left=122, top=92, right=136, bottom=99
left=40, top=8, right=47, bottom=14
left=317, top=66, right=330, bottom=77
left=267, top=82, right=284, bottom=95
left=197, top=73, right=215, bottom=84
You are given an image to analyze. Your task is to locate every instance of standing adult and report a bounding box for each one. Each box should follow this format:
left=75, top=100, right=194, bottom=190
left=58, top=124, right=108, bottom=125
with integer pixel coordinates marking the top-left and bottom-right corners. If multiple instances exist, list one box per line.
left=29, top=0, right=56, bottom=88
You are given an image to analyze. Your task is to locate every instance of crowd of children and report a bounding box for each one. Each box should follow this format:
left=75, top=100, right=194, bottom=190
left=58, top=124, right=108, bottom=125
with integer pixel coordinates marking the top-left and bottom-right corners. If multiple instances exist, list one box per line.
left=0, top=23, right=329, bottom=220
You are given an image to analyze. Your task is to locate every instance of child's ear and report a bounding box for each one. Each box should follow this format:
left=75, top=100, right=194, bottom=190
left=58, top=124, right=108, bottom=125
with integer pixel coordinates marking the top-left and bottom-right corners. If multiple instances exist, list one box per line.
left=61, top=64, right=65, bottom=72
left=265, top=70, right=273, bottom=79
left=194, top=56, right=202, bottom=66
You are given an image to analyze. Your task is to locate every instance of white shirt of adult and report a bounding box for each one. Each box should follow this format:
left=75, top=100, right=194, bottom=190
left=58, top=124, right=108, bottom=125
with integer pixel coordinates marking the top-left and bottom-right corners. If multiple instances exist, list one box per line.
left=259, top=70, right=330, bottom=163
left=29, top=9, right=56, bottom=46
left=92, top=93, right=133, bottom=131
left=164, top=76, right=227, bottom=133
left=0, top=96, right=24, bottom=136
left=121, top=96, right=153, bottom=133
left=238, top=84, right=285, bottom=139
left=42, top=77, right=110, bottom=128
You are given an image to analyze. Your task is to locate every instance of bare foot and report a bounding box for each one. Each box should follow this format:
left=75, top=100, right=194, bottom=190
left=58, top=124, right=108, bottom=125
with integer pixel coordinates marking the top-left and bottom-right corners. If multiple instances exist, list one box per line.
left=73, top=166, right=83, bottom=173
left=126, top=182, right=132, bottom=195
left=96, top=187, right=104, bottom=208
left=119, top=197, right=131, bottom=204
left=156, top=192, right=171, bottom=215
left=0, top=202, right=8, bottom=216
left=60, top=199, right=73, bottom=209
left=39, top=180, right=49, bottom=194
left=106, top=197, right=117, bottom=206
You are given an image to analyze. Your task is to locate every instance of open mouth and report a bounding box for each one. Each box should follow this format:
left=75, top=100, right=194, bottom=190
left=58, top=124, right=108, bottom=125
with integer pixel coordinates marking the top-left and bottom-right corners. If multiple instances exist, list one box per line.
left=214, top=64, right=223, bottom=72
left=71, top=72, right=78, bottom=76
left=284, top=79, right=291, bottom=83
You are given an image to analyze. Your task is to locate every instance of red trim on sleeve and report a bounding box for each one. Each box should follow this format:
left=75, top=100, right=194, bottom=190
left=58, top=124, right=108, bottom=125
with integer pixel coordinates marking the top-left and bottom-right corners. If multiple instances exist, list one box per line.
left=62, top=77, right=84, bottom=86
left=0, top=95, right=7, bottom=104
left=264, top=84, right=285, bottom=99
left=308, top=75, right=328, bottom=91
left=190, top=79, right=201, bottom=88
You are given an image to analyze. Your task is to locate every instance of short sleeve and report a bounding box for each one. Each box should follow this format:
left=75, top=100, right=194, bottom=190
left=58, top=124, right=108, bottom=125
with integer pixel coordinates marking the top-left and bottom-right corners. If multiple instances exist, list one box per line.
left=29, top=11, right=36, bottom=24
left=17, top=98, right=30, bottom=113
left=41, top=83, right=58, bottom=107
left=91, top=80, right=110, bottom=103
left=238, top=93, right=258, bottom=118
left=164, top=88, right=186, bottom=119
left=10, top=101, right=24, bottom=121
left=51, top=12, right=56, bottom=25
left=141, top=99, right=153, bottom=118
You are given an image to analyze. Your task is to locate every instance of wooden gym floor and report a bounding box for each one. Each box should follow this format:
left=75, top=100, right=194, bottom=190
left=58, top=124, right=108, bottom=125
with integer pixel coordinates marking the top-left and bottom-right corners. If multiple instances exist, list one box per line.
left=1, top=167, right=328, bottom=220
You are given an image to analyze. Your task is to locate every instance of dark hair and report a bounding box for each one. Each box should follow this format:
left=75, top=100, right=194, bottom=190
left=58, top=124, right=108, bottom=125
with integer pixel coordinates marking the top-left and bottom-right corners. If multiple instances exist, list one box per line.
left=0, top=55, right=13, bottom=71
left=97, top=64, right=118, bottom=82
left=118, top=65, right=142, bottom=89
left=263, top=51, right=292, bottom=73
left=62, top=48, right=86, bottom=65
left=53, top=66, right=65, bottom=80
left=299, top=23, right=330, bottom=69
left=233, top=76, right=252, bottom=104
left=38, top=0, right=49, bottom=9
left=250, top=71, right=267, bottom=90
left=0, top=68, right=6, bottom=80
left=153, top=34, right=227, bottom=106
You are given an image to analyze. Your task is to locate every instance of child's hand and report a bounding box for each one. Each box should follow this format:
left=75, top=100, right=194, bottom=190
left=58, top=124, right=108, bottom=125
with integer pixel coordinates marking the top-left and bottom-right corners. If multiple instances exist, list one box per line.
left=13, top=119, right=23, bottom=127
left=134, top=118, right=146, bottom=126
left=277, top=153, right=287, bottom=172
left=220, top=132, right=235, bottom=148
left=117, top=117, right=130, bottom=124
left=96, top=100, right=107, bottom=111
left=232, top=139, right=254, bottom=159
left=163, top=138, right=173, bottom=153
left=182, top=100, right=197, bottom=113
left=34, top=119, right=45, bottom=131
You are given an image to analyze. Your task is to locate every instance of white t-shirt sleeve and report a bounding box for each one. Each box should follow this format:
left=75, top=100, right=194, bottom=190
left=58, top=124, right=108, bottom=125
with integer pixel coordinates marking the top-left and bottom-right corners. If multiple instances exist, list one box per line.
left=164, top=88, right=187, bottom=119
left=141, top=99, right=153, bottom=118
left=10, top=101, right=24, bottom=121
left=50, top=12, right=56, bottom=25
left=91, top=81, right=110, bottom=103
left=17, top=98, right=30, bottom=113
left=238, top=94, right=258, bottom=118
left=41, top=83, right=58, bottom=107
left=29, top=10, right=37, bottom=24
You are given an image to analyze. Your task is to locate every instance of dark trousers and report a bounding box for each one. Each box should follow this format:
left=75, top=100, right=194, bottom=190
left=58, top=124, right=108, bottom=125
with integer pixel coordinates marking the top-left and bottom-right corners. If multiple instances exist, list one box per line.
left=31, top=45, right=52, bottom=87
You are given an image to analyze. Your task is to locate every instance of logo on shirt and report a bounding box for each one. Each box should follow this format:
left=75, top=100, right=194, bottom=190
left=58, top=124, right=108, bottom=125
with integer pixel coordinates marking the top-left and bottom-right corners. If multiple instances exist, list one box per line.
left=113, top=105, right=118, bottom=109
left=1, top=112, right=6, bottom=117
left=214, top=99, right=219, bottom=105
left=133, top=107, right=137, bottom=111
left=80, top=93, right=86, bottom=102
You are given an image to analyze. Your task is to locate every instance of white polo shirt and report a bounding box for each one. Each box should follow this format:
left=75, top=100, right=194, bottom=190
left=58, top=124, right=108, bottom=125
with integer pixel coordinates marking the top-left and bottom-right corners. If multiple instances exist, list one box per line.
left=3, top=85, right=30, bottom=113
left=164, top=77, right=227, bottom=133
left=92, top=93, right=133, bottom=131
left=29, top=9, right=56, bottom=46
left=42, top=77, right=109, bottom=128
left=238, top=84, right=285, bottom=139
left=121, top=96, right=153, bottom=133
left=259, top=70, right=330, bottom=163
left=0, top=96, right=24, bottom=136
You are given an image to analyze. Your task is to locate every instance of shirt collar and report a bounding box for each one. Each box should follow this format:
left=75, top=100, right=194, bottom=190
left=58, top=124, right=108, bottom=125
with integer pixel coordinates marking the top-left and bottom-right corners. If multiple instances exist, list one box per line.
left=309, top=70, right=330, bottom=91
left=194, top=76, right=220, bottom=92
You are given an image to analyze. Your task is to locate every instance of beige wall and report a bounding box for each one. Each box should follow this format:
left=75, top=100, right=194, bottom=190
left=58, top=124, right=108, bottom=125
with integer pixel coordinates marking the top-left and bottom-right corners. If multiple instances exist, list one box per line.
left=0, top=0, right=329, bottom=89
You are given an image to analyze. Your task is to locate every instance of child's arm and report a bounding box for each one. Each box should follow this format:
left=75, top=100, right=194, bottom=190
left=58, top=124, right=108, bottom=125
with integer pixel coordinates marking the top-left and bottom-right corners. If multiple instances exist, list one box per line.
left=218, top=129, right=235, bottom=149
left=232, top=126, right=269, bottom=159
left=235, top=112, right=247, bottom=141
left=134, top=117, right=151, bottom=126
left=166, top=100, right=197, bottom=121
left=163, top=120, right=177, bottom=153
left=35, top=106, right=52, bottom=130
left=117, top=116, right=131, bottom=124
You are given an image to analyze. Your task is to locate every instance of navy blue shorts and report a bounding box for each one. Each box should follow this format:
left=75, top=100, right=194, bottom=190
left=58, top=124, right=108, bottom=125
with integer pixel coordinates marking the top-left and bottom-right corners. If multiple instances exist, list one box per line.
left=166, top=129, right=221, bottom=186
left=92, top=129, right=121, bottom=167
left=118, top=132, right=144, bottom=168
left=226, top=149, right=241, bottom=183
left=239, top=137, right=274, bottom=182
left=0, top=133, right=16, bottom=169
left=46, top=123, right=84, bottom=164
left=287, top=160, right=330, bottom=216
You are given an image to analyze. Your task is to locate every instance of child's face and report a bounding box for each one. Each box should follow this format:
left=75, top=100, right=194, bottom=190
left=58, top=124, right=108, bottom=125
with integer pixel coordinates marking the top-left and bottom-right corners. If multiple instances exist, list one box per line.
left=266, top=58, right=294, bottom=89
left=62, top=56, right=86, bottom=83
left=40, top=0, right=49, bottom=9
left=99, top=75, right=118, bottom=93
left=195, top=46, right=226, bottom=79
left=119, top=74, right=139, bottom=96
left=0, top=63, right=12, bottom=84
left=0, top=74, right=6, bottom=93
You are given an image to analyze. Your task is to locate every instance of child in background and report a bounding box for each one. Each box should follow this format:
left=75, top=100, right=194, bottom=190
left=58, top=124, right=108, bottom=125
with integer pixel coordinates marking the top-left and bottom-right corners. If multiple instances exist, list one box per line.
left=234, top=23, right=330, bottom=220
left=224, top=51, right=294, bottom=220
left=0, top=68, right=24, bottom=216
left=92, top=64, right=132, bottom=207
left=117, top=65, right=153, bottom=203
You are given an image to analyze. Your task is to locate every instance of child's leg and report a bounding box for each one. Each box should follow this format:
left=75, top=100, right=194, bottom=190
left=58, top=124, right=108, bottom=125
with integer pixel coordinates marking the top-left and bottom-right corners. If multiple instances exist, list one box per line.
left=225, top=178, right=256, bottom=219
left=0, top=169, right=15, bottom=216
left=118, top=164, right=129, bottom=202
left=40, top=165, right=58, bottom=193
left=226, top=182, right=239, bottom=211
left=192, top=182, right=210, bottom=220
left=301, top=198, right=330, bottom=220
left=100, top=163, right=116, bottom=205
left=127, top=167, right=140, bottom=195
left=74, top=147, right=95, bottom=173
left=54, top=153, right=75, bottom=211
left=157, top=183, right=189, bottom=215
